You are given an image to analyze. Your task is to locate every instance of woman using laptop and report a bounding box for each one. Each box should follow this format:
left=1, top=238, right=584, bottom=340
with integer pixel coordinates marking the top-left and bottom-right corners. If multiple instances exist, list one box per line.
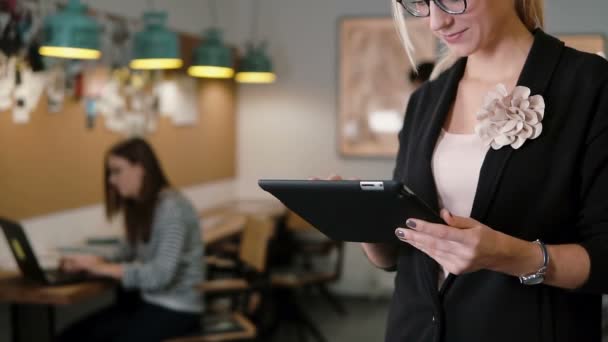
left=57, top=138, right=203, bottom=342
left=359, top=0, right=608, bottom=341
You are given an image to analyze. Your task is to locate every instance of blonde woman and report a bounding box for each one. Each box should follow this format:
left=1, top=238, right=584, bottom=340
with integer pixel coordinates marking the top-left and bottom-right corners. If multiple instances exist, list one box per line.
left=361, top=1, right=608, bottom=341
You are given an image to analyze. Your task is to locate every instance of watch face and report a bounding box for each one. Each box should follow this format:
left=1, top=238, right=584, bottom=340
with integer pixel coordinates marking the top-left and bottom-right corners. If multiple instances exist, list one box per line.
left=522, top=274, right=544, bottom=285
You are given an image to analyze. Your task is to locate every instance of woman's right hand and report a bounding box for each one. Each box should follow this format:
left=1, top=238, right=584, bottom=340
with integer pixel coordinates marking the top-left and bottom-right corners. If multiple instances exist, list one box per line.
left=309, top=174, right=344, bottom=181
left=60, top=254, right=104, bottom=273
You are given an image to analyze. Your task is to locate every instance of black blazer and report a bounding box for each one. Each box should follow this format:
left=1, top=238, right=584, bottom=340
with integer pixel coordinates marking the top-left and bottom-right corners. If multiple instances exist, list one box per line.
left=387, top=30, right=608, bottom=342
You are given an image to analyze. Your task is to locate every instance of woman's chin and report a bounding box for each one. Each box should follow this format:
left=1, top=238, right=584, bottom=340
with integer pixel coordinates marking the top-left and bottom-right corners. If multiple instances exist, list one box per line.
left=445, top=44, right=476, bottom=58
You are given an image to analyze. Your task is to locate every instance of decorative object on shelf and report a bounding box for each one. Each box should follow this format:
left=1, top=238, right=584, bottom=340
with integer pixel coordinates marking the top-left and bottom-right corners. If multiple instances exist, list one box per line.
left=338, top=17, right=436, bottom=157
left=188, top=0, right=234, bottom=79
left=235, top=0, right=275, bottom=83
left=130, top=10, right=182, bottom=70
left=97, top=12, right=141, bottom=69
left=0, top=53, right=16, bottom=111
left=38, top=0, right=101, bottom=60
left=12, top=59, right=46, bottom=124
left=46, top=64, right=67, bottom=113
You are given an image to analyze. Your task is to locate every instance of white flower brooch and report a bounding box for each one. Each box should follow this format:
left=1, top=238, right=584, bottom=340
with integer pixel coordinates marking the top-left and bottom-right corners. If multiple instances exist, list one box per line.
left=475, top=84, right=545, bottom=150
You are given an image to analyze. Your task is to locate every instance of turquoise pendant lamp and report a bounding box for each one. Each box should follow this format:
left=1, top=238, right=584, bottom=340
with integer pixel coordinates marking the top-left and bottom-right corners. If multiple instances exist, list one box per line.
left=39, top=0, right=101, bottom=60
left=130, top=11, right=183, bottom=70
left=235, top=43, right=276, bottom=84
left=188, top=28, right=234, bottom=79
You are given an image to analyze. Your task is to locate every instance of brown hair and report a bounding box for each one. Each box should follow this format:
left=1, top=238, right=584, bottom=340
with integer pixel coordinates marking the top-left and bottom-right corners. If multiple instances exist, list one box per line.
left=104, top=137, right=170, bottom=245
left=392, top=0, right=545, bottom=78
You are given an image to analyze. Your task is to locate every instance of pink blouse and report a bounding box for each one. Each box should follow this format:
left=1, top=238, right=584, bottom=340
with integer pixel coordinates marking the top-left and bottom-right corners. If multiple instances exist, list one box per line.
left=432, top=129, right=489, bottom=287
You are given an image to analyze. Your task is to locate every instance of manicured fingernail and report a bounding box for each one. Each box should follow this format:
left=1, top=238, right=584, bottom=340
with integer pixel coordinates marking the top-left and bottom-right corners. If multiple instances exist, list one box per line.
left=395, top=229, right=406, bottom=238
left=406, top=219, right=417, bottom=229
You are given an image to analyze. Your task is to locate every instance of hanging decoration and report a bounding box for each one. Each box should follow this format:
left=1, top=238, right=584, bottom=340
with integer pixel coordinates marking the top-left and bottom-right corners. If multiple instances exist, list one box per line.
left=0, top=1, right=200, bottom=134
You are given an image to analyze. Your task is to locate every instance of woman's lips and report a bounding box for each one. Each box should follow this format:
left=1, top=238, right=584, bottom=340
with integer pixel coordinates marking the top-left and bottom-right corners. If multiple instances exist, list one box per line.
left=441, top=28, right=469, bottom=44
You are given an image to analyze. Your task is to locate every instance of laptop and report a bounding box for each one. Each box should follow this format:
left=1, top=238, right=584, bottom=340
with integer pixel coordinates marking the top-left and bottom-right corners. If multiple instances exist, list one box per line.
left=0, top=217, right=88, bottom=285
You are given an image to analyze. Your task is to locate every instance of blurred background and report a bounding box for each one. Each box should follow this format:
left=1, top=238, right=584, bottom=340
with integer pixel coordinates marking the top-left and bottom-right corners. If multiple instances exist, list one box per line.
left=0, top=0, right=606, bottom=341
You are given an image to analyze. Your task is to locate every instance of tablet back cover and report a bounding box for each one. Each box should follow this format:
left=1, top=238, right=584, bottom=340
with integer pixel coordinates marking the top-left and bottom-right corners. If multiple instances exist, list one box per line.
left=258, top=180, right=441, bottom=243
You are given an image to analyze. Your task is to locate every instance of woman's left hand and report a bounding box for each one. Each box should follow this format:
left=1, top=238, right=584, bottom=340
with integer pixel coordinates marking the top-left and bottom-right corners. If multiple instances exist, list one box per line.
left=61, top=254, right=123, bottom=279
left=395, top=209, right=515, bottom=275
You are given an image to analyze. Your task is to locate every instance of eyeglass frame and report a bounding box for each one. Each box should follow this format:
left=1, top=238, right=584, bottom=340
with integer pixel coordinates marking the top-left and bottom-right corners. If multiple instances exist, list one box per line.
left=396, top=0, right=468, bottom=17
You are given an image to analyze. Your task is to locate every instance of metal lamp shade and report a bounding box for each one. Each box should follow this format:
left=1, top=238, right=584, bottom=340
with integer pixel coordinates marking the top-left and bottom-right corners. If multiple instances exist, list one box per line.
left=39, top=0, right=101, bottom=60
left=188, top=29, right=234, bottom=79
left=129, top=11, right=183, bottom=70
left=235, top=45, right=276, bottom=84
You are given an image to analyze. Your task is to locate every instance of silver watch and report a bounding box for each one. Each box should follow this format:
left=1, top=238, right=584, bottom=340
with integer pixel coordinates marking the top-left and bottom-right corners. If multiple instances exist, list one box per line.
left=519, top=239, right=549, bottom=285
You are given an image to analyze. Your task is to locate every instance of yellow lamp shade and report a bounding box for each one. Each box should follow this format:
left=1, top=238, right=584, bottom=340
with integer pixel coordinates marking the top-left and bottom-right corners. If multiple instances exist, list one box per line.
left=39, top=46, right=101, bottom=60
left=235, top=71, right=276, bottom=84
left=129, top=58, right=183, bottom=70
left=188, top=66, right=234, bottom=79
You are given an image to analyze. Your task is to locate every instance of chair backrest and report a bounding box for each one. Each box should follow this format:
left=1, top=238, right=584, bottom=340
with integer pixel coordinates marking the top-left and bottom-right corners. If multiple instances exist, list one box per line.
left=284, top=210, right=345, bottom=282
left=285, top=210, right=314, bottom=232
left=239, top=215, right=275, bottom=273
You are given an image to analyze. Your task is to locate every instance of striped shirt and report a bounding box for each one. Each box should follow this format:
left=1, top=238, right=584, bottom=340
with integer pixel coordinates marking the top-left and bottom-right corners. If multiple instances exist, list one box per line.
left=111, top=189, right=204, bottom=313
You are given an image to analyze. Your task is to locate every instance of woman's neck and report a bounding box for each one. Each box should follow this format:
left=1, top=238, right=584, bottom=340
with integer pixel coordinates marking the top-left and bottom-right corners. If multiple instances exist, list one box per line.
left=465, top=18, right=534, bottom=86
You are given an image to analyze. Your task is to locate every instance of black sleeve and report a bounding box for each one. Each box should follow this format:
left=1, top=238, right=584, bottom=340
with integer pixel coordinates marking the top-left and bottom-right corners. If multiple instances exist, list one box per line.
left=576, top=80, right=608, bottom=294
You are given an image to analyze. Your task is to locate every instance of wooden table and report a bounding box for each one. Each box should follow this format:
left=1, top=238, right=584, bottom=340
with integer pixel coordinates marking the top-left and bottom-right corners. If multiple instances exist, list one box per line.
left=202, top=214, right=247, bottom=246
left=0, top=270, right=114, bottom=342
left=200, top=199, right=286, bottom=246
left=200, top=199, right=286, bottom=221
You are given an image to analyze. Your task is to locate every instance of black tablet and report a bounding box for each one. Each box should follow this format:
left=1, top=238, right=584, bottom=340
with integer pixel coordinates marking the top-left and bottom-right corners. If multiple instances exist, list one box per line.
left=258, top=179, right=443, bottom=243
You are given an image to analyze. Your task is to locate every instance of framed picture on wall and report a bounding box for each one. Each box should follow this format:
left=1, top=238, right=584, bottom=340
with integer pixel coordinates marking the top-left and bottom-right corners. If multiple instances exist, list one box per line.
left=557, top=33, right=606, bottom=57
left=338, top=17, right=437, bottom=158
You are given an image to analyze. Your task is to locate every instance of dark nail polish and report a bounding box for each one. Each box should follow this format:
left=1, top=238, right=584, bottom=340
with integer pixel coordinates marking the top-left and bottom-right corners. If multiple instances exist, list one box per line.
left=406, top=219, right=417, bottom=229
left=395, top=229, right=405, bottom=238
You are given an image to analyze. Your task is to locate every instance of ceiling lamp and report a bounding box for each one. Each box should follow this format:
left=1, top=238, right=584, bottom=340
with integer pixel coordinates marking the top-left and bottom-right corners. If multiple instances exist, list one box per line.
left=188, top=29, right=234, bottom=79
left=39, top=0, right=101, bottom=60
left=130, top=11, right=182, bottom=70
left=235, top=43, right=276, bottom=84
left=236, top=0, right=276, bottom=84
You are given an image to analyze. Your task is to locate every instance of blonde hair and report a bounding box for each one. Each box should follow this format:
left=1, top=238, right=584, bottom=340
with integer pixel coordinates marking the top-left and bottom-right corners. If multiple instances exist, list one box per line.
left=392, top=0, right=545, bottom=79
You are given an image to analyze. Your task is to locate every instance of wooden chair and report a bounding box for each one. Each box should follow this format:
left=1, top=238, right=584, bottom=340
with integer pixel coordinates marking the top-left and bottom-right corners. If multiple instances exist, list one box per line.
left=272, top=211, right=346, bottom=314
left=166, top=215, right=276, bottom=342
left=261, top=211, right=347, bottom=342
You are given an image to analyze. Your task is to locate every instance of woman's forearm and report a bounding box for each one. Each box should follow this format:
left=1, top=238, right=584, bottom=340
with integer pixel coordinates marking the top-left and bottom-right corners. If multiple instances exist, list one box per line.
left=92, top=262, right=124, bottom=280
left=361, top=243, right=399, bottom=269
left=490, top=234, right=590, bottom=289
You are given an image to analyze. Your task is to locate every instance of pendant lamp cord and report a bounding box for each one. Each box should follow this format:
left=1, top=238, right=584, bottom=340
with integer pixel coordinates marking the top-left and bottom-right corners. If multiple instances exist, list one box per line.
left=250, top=0, right=260, bottom=43
left=209, top=0, right=218, bottom=27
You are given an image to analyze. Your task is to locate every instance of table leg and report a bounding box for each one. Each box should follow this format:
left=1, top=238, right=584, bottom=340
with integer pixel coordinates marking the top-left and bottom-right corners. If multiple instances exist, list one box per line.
left=10, top=304, right=55, bottom=342
left=10, top=304, right=19, bottom=342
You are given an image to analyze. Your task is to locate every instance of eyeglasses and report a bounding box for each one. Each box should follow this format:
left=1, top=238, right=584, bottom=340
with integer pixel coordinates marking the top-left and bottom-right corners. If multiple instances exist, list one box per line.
left=396, top=0, right=467, bottom=17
